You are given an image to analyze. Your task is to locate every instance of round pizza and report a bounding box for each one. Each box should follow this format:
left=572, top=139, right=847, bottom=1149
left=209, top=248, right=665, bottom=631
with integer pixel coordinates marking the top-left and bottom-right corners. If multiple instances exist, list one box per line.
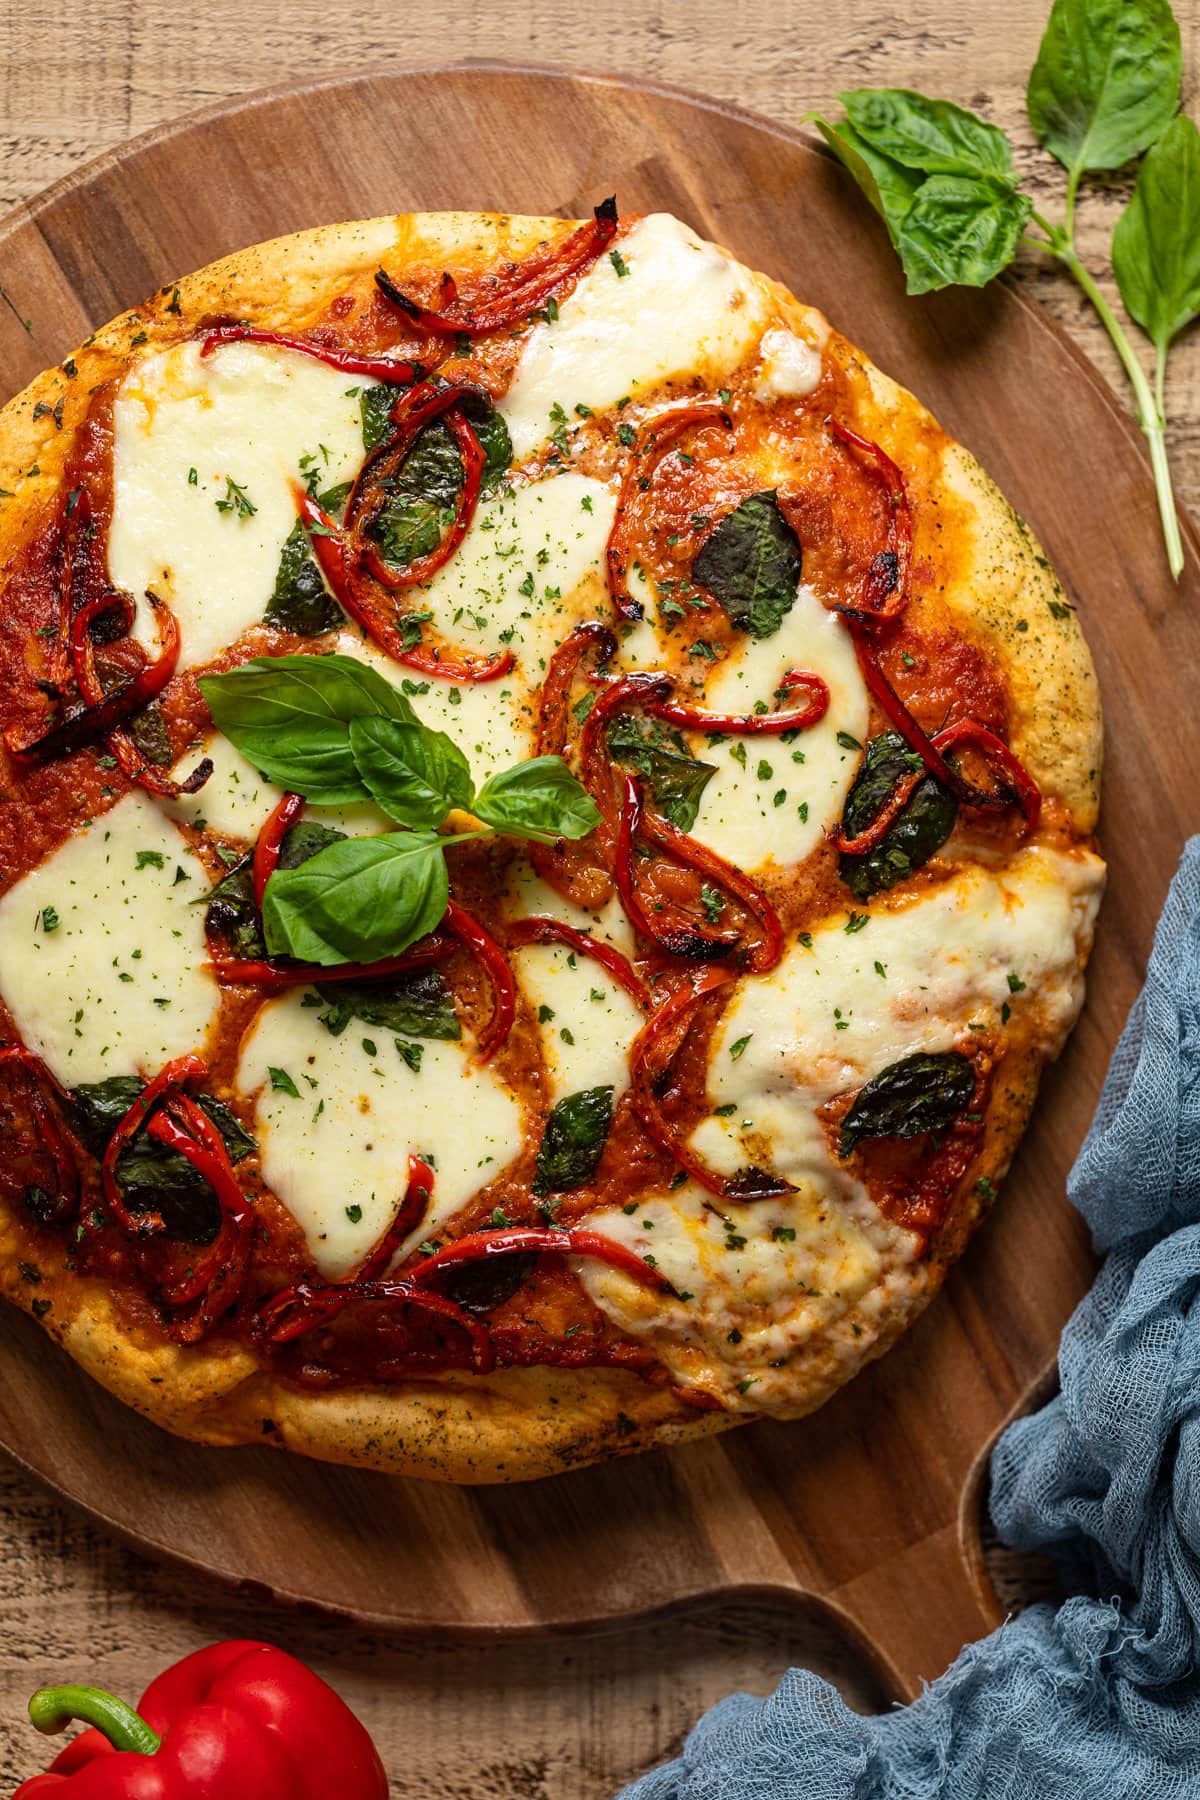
left=0, top=205, right=1104, bottom=1481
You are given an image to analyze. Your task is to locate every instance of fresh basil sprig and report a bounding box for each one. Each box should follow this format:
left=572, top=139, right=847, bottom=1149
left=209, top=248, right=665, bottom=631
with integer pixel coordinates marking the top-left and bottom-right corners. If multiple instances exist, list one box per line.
left=809, top=0, right=1192, bottom=579
left=198, top=654, right=601, bottom=965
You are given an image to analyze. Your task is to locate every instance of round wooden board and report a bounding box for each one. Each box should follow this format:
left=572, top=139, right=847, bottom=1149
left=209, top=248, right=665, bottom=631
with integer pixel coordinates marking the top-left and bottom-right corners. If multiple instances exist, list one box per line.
left=1, top=62, right=1197, bottom=1702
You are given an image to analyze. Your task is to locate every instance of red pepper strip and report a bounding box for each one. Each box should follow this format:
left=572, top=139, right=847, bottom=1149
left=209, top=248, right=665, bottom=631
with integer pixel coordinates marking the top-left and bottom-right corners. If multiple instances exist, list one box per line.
left=537, top=620, right=618, bottom=758
left=145, top=1097, right=251, bottom=1325
left=298, top=490, right=513, bottom=684
left=358, top=409, right=486, bottom=593
left=99, top=1054, right=208, bottom=1240
left=827, top=418, right=913, bottom=625
left=854, top=634, right=1041, bottom=829
left=200, top=324, right=416, bottom=385
left=634, top=792, right=784, bottom=975
left=506, top=916, right=651, bottom=1009
left=615, top=773, right=740, bottom=961
left=645, top=665, right=831, bottom=735
left=443, top=898, right=517, bottom=1062
left=374, top=197, right=619, bottom=337
left=252, top=791, right=305, bottom=911
left=607, top=402, right=731, bottom=622
left=407, top=1225, right=670, bottom=1293
left=16, top=1639, right=389, bottom=1798
left=931, top=718, right=1042, bottom=833
left=579, top=668, right=677, bottom=824
left=628, top=968, right=796, bottom=1202
left=68, top=589, right=211, bottom=798
left=253, top=1278, right=494, bottom=1372
left=833, top=767, right=924, bottom=855
left=208, top=937, right=452, bottom=990
left=0, top=1046, right=80, bottom=1222
left=354, top=1153, right=435, bottom=1283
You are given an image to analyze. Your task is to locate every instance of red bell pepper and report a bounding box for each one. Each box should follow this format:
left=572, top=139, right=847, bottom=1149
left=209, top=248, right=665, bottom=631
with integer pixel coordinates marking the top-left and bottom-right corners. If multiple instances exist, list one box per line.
left=15, top=1641, right=388, bottom=1797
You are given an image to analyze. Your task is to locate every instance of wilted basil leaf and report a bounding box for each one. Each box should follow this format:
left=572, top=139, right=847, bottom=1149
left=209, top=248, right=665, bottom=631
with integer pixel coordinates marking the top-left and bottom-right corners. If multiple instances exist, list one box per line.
left=607, top=714, right=716, bottom=832
left=1113, top=114, right=1200, bottom=355
left=261, top=829, right=449, bottom=966
left=313, top=965, right=461, bottom=1041
left=199, top=654, right=416, bottom=807
left=439, top=1250, right=536, bottom=1315
left=840, top=732, right=958, bottom=900
left=349, top=713, right=474, bottom=829
left=838, top=1052, right=975, bottom=1158
left=894, top=176, right=1032, bottom=294
left=692, top=491, right=802, bottom=639
left=369, top=395, right=512, bottom=572
left=472, top=756, right=601, bottom=845
left=361, top=382, right=405, bottom=452
left=840, top=88, right=1018, bottom=183
left=1027, top=0, right=1181, bottom=177
left=127, top=704, right=173, bottom=767
left=533, top=1086, right=615, bottom=1195
left=265, top=521, right=342, bottom=637
left=69, top=1080, right=255, bottom=1244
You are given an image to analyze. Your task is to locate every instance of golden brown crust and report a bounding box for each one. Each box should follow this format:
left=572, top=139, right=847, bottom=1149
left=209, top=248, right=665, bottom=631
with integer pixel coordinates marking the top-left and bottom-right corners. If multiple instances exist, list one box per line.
left=0, top=212, right=1103, bottom=1481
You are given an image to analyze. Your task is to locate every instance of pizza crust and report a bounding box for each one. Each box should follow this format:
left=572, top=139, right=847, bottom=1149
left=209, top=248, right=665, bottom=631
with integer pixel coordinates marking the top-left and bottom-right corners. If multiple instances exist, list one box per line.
left=0, top=212, right=1103, bottom=1481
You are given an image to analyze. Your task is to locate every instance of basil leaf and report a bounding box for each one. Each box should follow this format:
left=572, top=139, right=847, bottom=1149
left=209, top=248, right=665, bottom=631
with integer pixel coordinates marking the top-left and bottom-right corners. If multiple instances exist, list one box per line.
left=839, top=88, right=1017, bottom=184
left=692, top=492, right=802, bottom=639
left=126, top=704, right=173, bottom=768
left=472, top=756, right=600, bottom=845
left=361, top=382, right=405, bottom=451
left=894, top=175, right=1032, bottom=294
left=206, top=821, right=349, bottom=961
left=368, top=397, right=512, bottom=571
left=313, top=965, right=461, bottom=1041
left=811, top=115, right=922, bottom=251
left=839, top=732, right=958, bottom=900
left=532, top=1085, right=614, bottom=1195
left=439, top=1252, right=535, bottom=1315
left=69, top=1082, right=255, bottom=1245
left=348, top=714, right=474, bottom=829
left=261, top=830, right=449, bottom=966
left=198, top=654, right=415, bottom=806
left=1113, top=113, right=1200, bottom=354
left=838, top=1052, right=975, bottom=1158
left=607, top=714, right=716, bottom=833
left=1027, top=0, right=1181, bottom=177
left=265, top=520, right=342, bottom=637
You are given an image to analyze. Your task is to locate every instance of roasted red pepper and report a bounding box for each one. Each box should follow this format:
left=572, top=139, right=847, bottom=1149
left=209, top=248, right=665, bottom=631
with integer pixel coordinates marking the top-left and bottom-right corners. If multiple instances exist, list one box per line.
left=200, top=324, right=416, bottom=386
left=14, top=1640, right=388, bottom=1797
left=606, top=401, right=731, bottom=621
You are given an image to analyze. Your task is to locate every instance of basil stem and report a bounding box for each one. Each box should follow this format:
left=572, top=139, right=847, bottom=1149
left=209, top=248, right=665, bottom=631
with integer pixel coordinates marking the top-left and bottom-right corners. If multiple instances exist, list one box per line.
left=1027, top=206, right=1183, bottom=579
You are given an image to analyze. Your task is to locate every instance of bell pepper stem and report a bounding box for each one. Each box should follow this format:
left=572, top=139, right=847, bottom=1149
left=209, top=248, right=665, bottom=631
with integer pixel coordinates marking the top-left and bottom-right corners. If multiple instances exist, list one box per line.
left=28, top=1684, right=162, bottom=1755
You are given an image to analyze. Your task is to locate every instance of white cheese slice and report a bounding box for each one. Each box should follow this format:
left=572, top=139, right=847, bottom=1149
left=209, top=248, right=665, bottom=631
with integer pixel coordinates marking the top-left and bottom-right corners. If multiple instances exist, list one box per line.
left=690, top=845, right=1105, bottom=1187
left=237, top=990, right=524, bottom=1279
left=574, top=1176, right=920, bottom=1412
left=0, top=793, right=218, bottom=1084
left=501, top=214, right=768, bottom=459
left=513, top=941, right=643, bottom=1102
left=754, top=327, right=824, bottom=400
left=681, top=584, right=869, bottom=872
left=109, top=340, right=367, bottom=670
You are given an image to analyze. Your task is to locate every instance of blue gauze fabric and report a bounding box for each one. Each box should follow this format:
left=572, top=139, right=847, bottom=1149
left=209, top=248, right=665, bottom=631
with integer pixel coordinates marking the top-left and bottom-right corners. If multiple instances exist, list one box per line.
left=620, top=838, right=1200, bottom=1800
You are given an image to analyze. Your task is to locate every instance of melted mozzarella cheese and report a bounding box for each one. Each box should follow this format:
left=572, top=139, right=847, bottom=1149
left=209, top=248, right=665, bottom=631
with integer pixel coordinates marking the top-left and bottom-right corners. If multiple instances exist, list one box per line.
left=501, top=214, right=768, bottom=459
left=754, top=327, right=823, bottom=400
left=691, top=845, right=1105, bottom=1186
left=237, top=991, right=524, bottom=1279
left=0, top=794, right=218, bottom=1084
left=513, top=941, right=643, bottom=1102
left=109, top=341, right=367, bottom=669
left=575, top=1177, right=921, bottom=1412
left=682, top=586, right=869, bottom=871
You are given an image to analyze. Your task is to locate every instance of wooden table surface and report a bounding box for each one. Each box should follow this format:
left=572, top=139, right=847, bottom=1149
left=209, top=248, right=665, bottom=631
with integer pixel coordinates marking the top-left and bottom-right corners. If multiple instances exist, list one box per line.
left=1, top=3, right=1196, bottom=1792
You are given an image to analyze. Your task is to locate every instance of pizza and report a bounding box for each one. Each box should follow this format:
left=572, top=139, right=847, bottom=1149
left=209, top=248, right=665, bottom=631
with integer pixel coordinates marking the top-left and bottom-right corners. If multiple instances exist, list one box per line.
left=0, top=206, right=1104, bottom=1481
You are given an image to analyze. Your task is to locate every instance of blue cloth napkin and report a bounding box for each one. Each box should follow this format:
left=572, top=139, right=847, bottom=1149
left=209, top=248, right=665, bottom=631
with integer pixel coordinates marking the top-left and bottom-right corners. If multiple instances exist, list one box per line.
left=621, top=839, right=1200, bottom=1799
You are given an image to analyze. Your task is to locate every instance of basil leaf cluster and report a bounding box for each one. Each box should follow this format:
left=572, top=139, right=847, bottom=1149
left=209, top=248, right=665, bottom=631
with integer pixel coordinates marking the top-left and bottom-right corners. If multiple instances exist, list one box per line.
left=807, top=0, right=1192, bottom=579
left=198, top=654, right=601, bottom=966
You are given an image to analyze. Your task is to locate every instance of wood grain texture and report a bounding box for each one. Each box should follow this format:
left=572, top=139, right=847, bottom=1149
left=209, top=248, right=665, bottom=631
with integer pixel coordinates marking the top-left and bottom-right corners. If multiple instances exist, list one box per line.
left=1, top=13, right=1198, bottom=1796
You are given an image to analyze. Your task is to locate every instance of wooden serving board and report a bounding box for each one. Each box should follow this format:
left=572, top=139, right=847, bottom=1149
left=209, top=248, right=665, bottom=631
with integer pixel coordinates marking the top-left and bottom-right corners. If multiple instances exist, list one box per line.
left=1, top=62, right=1197, bottom=1703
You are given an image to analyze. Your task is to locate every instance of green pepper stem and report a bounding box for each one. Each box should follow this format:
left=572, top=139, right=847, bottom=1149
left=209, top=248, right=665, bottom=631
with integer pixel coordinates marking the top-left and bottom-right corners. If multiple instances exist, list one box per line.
left=28, top=1685, right=162, bottom=1755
